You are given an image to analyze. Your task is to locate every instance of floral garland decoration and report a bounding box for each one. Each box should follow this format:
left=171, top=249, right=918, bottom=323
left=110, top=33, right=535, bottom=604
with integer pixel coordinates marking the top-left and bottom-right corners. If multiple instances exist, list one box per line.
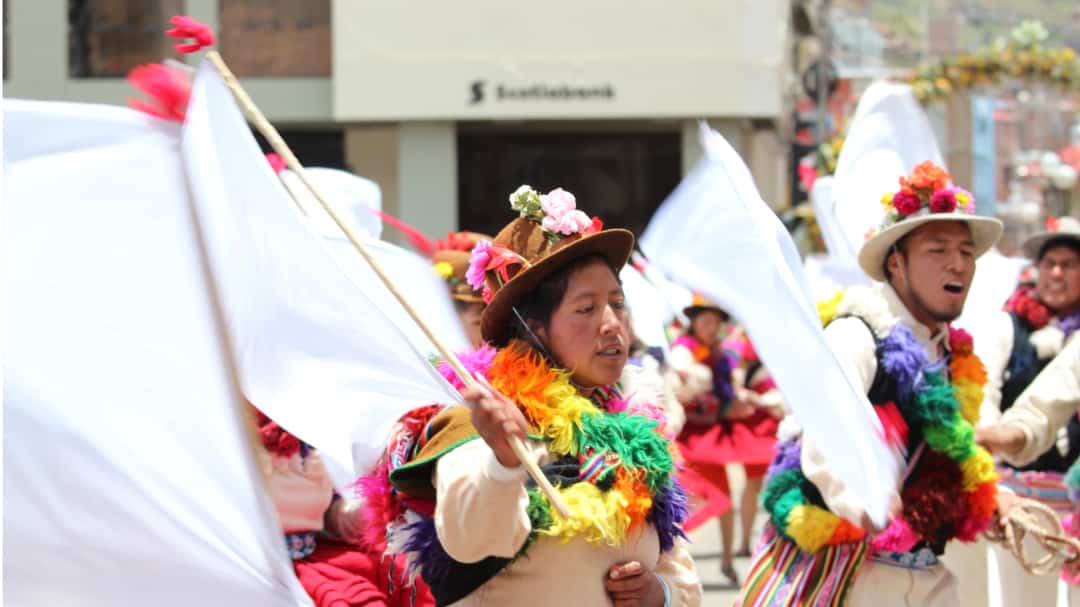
left=369, top=341, right=689, bottom=583
left=905, top=20, right=1080, bottom=104
left=762, top=291, right=997, bottom=553
left=1005, top=282, right=1080, bottom=360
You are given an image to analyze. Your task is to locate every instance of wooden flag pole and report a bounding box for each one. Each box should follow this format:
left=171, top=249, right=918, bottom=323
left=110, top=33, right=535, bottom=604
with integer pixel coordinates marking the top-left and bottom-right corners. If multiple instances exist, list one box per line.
left=204, top=51, right=569, bottom=518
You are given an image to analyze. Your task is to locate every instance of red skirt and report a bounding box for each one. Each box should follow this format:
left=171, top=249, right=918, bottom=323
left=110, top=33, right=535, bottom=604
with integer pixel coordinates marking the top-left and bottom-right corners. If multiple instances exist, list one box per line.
left=676, top=411, right=778, bottom=532
left=293, top=539, right=434, bottom=607
left=678, top=410, right=779, bottom=468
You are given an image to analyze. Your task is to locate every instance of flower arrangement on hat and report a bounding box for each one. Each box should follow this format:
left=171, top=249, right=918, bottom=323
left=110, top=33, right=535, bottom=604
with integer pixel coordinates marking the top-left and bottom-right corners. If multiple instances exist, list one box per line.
left=508, top=185, right=605, bottom=238
left=466, top=186, right=604, bottom=304
left=878, top=161, right=976, bottom=224
left=859, top=161, right=1002, bottom=282
left=430, top=231, right=492, bottom=304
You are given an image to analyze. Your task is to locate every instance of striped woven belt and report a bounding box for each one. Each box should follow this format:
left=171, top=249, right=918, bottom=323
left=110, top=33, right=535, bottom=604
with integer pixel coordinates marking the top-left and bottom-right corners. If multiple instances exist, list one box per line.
left=869, top=547, right=940, bottom=571
left=997, top=466, right=1072, bottom=513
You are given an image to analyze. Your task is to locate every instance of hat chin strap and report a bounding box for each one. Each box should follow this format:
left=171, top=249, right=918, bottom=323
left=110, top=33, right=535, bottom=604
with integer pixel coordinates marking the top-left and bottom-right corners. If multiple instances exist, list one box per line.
left=511, top=306, right=597, bottom=395
left=512, top=306, right=556, bottom=361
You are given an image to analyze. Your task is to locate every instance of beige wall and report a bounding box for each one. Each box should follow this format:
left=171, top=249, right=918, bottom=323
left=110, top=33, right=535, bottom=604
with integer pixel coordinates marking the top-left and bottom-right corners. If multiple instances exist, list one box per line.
left=333, top=0, right=787, bottom=121
left=344, top=123, right=459, bottom=246
left=681, top=119, right=788, bottom=210
left=5, top=0, right=332, bottom=123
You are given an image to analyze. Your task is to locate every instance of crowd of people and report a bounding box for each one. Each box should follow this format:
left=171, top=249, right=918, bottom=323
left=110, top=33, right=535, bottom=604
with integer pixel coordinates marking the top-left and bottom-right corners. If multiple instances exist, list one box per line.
left=246, top=162, right=1080, bottom=607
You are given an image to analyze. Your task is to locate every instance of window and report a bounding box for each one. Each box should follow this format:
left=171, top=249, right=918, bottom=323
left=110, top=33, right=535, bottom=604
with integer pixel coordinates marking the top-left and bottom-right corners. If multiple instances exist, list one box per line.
left=218, top=0, right=329, bottom=77
left=68, top=0, right=183, bottom=78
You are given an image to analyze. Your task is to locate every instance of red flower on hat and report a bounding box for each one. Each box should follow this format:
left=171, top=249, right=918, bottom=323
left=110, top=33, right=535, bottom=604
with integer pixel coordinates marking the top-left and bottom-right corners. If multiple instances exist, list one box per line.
left=929, top=188, right=958, bottom=213
left=437, top=231, right=481, bottom=252
left=166, top=15, right=215, bottom=54
left=485, top=244, right=524, bottom=285
left=127, top=62, right=191, bottom=122
left=584, top=216, right=604, bottom=235
left=1048, top=216, right=1061, bottom=232
left=892, top=190, right=922, bottom=216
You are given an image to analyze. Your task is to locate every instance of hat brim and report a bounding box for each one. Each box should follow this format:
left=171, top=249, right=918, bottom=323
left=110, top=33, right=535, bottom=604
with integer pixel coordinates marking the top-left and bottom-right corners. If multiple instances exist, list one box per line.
left=1021, top=231, right=1080, bottom=259
left=683, top=305, right=729, bottom=320
left=858, top=214, right=1003, bottom=281
left=450, top=292, right=485, bottom=304
left=480, top=229, right=635, bottom=344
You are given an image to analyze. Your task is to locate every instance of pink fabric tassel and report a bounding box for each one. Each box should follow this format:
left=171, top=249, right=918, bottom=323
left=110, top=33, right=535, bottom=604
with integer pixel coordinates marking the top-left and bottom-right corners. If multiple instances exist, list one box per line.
left=870, top=518, right=919, bottom=553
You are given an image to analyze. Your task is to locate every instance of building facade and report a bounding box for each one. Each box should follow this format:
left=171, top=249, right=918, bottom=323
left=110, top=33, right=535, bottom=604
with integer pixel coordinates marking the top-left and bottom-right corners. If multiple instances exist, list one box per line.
left=5, top=0, right=791, bottom=241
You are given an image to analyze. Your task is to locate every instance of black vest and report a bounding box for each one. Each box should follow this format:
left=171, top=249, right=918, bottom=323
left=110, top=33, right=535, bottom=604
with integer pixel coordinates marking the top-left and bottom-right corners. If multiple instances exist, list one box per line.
left=1000, top=311, right=1080, bottom=473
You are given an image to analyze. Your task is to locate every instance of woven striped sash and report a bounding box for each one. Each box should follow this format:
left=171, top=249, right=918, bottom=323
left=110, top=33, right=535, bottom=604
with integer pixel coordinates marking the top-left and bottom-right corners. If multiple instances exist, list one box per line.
left=736, top=523, right=868, bottom=607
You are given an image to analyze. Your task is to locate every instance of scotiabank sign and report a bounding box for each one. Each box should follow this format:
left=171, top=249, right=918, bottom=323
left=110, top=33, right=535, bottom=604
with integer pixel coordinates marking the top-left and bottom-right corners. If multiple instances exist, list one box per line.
left=467, top=81, right=616, bottom=105
left=332, top=0, right=785, bottom=121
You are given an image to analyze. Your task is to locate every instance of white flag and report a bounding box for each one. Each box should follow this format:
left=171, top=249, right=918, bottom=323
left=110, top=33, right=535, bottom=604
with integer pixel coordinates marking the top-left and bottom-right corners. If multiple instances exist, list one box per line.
left=280, top=166, right=385, bottom=240
left=831, top=82, right=946, bottom=263
left=4, top=99, right=308, bottom=606
left=181, top=61, right=464, bottom=482
left=641, top=125, right=900, bottom=526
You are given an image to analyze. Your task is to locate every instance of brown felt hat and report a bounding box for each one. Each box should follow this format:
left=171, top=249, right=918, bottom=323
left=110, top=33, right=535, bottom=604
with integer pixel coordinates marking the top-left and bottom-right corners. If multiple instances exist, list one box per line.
left=432, top=250, right=482, bottom=303
left=475, top=187, right=633, bottom=345
left=432, top=232, right=491, bottom=303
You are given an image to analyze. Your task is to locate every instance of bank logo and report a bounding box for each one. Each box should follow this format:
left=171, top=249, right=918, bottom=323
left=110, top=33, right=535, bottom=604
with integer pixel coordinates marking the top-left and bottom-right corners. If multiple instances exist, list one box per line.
left=468, top=80, right=486, bottom=105
left=467, top=79, right=614, bottom=105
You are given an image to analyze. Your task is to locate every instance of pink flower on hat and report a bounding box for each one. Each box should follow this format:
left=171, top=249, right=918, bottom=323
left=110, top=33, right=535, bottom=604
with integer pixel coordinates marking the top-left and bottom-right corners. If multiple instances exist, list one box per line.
left=540, top=188, right=592, bottom=235
left=466, top=240, right=493, bottom=290
left=467, top=240, right=524, bottom=293
left=953, top=188, right=976, bottom=214
left=930, top=188, right=958, bottom=213
left=891, top=190, right=922, bottom=216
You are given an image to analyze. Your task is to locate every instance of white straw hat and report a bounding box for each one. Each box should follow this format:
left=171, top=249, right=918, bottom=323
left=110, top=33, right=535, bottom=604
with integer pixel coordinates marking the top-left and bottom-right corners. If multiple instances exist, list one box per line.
left=1020, top=216, right=1080, bottom=259
left=858, top=161, right=1003, bottom=281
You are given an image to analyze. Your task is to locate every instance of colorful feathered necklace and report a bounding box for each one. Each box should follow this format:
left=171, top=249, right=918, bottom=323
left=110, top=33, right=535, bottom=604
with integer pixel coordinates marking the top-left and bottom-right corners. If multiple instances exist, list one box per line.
left=366, top=341, right=689, bottom=585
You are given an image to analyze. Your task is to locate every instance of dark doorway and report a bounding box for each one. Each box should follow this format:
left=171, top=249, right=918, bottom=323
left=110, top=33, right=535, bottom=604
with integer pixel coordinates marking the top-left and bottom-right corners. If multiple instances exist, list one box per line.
left=458, top=129, right=681, bottom=238
left=252, top=128, right=345, bottom=170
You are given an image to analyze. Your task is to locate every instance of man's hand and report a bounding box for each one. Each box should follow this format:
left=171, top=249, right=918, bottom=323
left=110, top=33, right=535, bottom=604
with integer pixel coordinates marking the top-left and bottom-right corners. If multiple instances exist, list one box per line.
left=603, top=561, right=666, bottom=607
left=975, top=424, right=1026, bottom=456
left=994, top=490, right=1024, bottom=526
left=725, top=399, right=756, bottom=419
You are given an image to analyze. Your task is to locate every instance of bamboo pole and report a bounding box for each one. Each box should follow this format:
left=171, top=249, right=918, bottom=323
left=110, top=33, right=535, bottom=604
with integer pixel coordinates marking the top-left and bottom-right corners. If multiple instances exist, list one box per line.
left=205, top=51, right=569, bottom=518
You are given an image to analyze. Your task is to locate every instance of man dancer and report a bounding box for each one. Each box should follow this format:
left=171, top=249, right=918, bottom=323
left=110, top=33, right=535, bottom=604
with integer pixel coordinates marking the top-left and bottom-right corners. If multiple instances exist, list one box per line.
left=739, top=162, right=1015, bottom=606
left=974, top=217, right=1080, bottom=605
